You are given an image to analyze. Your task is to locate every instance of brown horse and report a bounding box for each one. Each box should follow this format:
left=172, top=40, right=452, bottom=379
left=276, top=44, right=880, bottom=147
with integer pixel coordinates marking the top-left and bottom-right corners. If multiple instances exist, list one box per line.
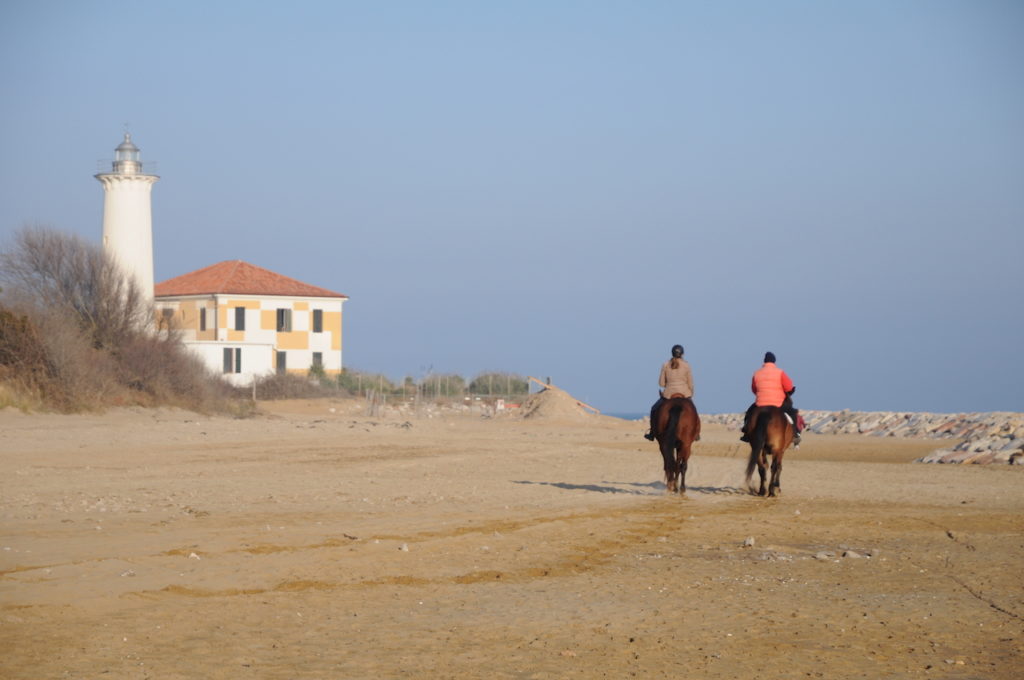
left=744, top=406, right=795, bottom=497
left=654, top=395, right=701, bottom=494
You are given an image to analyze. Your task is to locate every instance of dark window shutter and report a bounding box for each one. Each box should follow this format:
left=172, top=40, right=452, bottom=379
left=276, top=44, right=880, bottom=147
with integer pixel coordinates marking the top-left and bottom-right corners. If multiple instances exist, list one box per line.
left=276, top=309, right=292, bottom=332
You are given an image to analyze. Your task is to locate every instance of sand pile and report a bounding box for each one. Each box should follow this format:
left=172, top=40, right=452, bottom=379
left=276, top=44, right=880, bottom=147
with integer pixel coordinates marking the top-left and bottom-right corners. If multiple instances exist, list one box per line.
left=518, top=386, right=595, bottom=420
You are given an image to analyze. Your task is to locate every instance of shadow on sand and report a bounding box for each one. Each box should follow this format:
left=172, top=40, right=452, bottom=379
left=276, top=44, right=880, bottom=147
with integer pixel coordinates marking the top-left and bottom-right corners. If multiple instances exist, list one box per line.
left=511, top=480, right=649, bottom=495
left=512, top=480, right=749, bottom=496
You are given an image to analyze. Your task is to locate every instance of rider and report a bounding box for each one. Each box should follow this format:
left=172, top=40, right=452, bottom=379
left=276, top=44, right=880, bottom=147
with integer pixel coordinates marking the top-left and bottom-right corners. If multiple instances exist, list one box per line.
left=740, top=351, right=801, bottom=445
left=644, top=344, right=693, bottom=441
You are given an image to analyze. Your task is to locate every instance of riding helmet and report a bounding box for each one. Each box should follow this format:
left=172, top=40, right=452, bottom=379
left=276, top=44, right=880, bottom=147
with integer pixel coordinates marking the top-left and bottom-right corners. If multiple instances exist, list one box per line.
left=671, top=345, right=684, bottom=358
left=764, top=351, right=776, bottom=363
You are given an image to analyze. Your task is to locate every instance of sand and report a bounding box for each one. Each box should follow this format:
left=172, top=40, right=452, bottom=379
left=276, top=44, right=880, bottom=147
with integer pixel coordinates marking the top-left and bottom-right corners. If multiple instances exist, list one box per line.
left=1, top=397, right=1022, bottom=679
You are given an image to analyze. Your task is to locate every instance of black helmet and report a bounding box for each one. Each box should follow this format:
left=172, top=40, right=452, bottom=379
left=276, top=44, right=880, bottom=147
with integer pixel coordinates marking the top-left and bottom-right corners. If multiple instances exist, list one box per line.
left=764, top=351, right=776, bottom=363
left=671, top=344, right=684, bottom=358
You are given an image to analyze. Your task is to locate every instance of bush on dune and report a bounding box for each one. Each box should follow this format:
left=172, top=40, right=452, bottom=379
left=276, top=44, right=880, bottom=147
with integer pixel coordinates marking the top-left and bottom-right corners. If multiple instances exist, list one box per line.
left=246, top=372, right=351, bottom=400
left=0, top=226, right=232, bottom=413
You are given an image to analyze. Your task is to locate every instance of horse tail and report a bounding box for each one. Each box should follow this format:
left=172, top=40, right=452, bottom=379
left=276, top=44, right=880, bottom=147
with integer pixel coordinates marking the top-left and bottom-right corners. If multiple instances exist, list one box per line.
left=664, top=401, right=684, bottom=453
left=745, top=409, right=769, bottom=481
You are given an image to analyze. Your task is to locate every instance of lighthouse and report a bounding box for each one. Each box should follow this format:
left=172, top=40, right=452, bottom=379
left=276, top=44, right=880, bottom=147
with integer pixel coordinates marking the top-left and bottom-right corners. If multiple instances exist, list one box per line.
left=95, top=133, right=159, bottom=300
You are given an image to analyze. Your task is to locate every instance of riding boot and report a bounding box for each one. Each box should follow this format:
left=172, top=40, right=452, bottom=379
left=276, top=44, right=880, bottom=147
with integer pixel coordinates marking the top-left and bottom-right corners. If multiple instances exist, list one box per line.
left=644, top=428, right=655, bottom=441
left=788, top=406, right=802, bottom=446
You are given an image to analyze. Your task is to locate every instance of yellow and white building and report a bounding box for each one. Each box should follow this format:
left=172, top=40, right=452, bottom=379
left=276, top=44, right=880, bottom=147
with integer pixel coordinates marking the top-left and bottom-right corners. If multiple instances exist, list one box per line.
left=154, top=260, right=348, bottom=386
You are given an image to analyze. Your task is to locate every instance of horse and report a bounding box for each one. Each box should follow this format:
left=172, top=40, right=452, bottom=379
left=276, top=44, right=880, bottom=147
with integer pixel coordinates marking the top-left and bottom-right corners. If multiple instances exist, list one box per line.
left=744, top=406, right=795, bottom=497
left=654, top=395, right=701, bottom=494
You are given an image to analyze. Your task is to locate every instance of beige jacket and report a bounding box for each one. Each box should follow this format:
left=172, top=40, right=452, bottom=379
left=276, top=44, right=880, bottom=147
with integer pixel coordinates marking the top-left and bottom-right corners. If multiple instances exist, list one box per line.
left=659, top=359, right=693, bottom=398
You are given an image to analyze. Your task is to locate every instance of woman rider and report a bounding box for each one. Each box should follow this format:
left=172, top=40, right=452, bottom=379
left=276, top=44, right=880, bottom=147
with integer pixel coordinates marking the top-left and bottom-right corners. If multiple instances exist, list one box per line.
left=644, top=344, right=693, bottom=441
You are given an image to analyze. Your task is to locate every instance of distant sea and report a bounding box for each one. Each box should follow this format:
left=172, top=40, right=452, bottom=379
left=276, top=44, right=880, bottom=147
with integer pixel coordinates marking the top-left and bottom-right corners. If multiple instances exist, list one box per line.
left=605, top=412, right=646, bottom=421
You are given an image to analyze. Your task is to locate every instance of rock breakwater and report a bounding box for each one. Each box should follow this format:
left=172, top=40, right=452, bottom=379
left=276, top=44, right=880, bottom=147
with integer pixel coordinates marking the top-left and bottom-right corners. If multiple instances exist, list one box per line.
left=702, top=410, right=1024, bottom=464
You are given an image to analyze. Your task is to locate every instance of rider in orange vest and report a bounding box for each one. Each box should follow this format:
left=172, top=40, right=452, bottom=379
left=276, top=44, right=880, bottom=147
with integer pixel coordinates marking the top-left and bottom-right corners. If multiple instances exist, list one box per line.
left=740, top=352, right=801, bottom=445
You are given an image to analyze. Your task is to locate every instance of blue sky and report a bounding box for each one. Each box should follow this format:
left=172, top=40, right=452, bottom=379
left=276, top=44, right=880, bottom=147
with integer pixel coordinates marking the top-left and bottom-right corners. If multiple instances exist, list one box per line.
left=1, top=1, right=1021, bottom=414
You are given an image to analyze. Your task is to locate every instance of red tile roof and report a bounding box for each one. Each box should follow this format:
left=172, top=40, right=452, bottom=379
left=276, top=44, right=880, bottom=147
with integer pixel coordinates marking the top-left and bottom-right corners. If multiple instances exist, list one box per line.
left=154, top=260, right=348, bottom=299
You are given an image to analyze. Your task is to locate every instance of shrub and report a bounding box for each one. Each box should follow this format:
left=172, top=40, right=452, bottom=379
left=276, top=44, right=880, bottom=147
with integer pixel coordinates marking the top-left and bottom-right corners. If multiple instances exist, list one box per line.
left=419, top=372, right=466, bottom=398
left=0, top=226, right=233, bottom=413
left=113, top=331, right=231, bottom=409
left=0, top=306, right=49, bottom=384
left=468, top=371, right=529, bottom=396
left=337, top=368, right=397, bottom=396
left=0, top=227, right=150, bottom=350
left=249, top=372, right=339, bottom=400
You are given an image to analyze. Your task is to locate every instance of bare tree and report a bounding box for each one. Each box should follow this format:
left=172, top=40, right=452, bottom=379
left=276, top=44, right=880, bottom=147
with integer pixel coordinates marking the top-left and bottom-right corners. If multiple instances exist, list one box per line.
left=0, top=226, right=151, bottom=349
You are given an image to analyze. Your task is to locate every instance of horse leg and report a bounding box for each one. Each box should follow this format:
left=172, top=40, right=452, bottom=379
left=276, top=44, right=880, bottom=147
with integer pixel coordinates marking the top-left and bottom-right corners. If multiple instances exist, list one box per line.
left=677, top=447, right=690, bottom=495
left=769, top=454, right=783, bottom=497
left=757, top=451, right=768, bottom=496
left=661, top=443, right=677, bottom=493
left=746, top=444, right=765, bottom=495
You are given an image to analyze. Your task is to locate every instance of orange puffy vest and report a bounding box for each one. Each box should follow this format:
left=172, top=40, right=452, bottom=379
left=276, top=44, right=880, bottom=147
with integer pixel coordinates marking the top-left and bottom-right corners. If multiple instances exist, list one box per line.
left=752, top=363, right=794, bottom=407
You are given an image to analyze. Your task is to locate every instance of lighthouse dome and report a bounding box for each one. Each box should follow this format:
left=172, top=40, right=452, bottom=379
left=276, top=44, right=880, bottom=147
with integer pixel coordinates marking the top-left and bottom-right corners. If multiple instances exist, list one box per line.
left=116, top=134, right=139, bottom=153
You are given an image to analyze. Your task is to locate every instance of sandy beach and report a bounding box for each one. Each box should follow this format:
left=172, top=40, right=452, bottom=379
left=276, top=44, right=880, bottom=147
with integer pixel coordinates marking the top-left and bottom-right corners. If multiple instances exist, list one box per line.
left=1, top=397, right=1021, bottom=679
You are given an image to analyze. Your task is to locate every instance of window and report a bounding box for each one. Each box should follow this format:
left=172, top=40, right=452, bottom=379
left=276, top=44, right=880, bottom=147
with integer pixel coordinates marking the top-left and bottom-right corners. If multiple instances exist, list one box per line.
left=312, top=352, right=323, bottom=368
left=234, top=306, right=245, bottom=331
left=200, top=308, right=207, bottom=331
left=222, top=347, right=241, bottom=374
left=159, top=308, right=174, bottom=331
left=276, top=351, right=287, bottom=374
left=312, top=309, right=323, bottom=333
left=276, top=308, right=292, bottom=332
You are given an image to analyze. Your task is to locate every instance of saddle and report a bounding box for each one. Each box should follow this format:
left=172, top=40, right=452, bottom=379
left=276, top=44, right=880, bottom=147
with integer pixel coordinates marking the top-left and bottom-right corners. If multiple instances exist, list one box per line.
left=751, top=405, right=797, bottom=430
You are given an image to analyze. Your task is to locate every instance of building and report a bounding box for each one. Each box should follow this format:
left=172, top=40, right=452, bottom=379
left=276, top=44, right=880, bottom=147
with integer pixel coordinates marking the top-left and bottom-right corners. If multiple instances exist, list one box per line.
left=154, top=260, right=348, bottom=386
left=95, top=133, right=349, bottom=385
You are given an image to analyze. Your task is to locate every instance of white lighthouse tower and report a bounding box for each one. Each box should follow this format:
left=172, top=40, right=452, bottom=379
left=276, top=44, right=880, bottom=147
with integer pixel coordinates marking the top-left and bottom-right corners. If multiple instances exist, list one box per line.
left=95, top=133, right=159, bottom=300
